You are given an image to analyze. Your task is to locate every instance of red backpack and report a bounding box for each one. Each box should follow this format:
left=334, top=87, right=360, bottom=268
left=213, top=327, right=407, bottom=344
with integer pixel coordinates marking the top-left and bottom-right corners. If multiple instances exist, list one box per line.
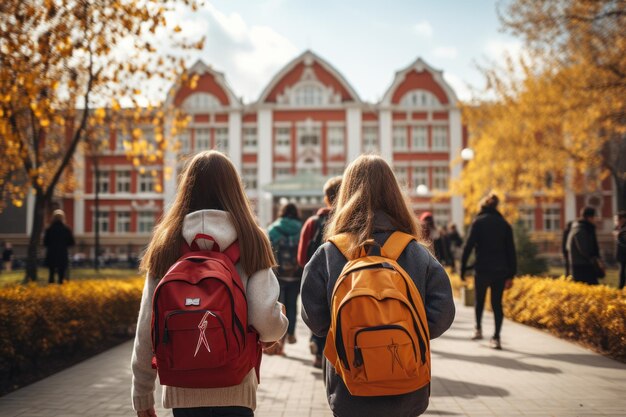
left=151, top=237, right=261, bottom=388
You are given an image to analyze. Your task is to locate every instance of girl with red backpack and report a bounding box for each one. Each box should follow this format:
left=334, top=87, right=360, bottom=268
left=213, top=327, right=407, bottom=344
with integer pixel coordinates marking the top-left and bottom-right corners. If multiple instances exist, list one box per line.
left=131, top=151, right=288, bottom=417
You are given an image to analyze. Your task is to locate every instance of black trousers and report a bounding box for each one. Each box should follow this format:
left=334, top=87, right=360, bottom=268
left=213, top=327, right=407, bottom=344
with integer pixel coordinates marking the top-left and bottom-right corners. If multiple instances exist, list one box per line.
left=619, top=262, right=625, bottom=290
left=474, top=277, right=506, bottom=339
left=173, top=406, right=253, bottom=417
left=48, top=265, right=67, bottom=284
left=279, top=279, right=300, bottom=336
left=572, top=265, right=599, bottom=285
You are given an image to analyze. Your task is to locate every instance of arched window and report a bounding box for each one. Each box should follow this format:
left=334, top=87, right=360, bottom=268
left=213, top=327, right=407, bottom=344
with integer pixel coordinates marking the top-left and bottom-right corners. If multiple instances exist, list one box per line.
left=400, top=89, right=441, bottom=108
left=182, top=93, right=222, bottom=112
left=293, top=84, right=324, bottom=106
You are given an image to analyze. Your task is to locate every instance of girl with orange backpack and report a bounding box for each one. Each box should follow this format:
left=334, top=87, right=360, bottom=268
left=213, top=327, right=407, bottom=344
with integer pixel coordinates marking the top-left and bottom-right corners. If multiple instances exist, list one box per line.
left=300, top=155, right=455, bottom=417
left=131, top=151, right=288, bottom=417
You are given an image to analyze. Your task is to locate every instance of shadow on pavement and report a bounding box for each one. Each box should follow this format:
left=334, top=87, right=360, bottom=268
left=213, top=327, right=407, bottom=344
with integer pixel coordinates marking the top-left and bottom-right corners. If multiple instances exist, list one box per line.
left=431, top=377, right=509, bottom=398
left=432, top=350, right=562, bottom=374
left=504, top=349, right=626, bottom=369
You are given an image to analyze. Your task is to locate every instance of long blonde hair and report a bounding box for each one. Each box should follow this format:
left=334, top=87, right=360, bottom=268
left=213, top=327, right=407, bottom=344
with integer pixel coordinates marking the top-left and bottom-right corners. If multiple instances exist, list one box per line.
left=140, top=151, right=276, bottom=279
left=324, top=155, right=422, bottom=257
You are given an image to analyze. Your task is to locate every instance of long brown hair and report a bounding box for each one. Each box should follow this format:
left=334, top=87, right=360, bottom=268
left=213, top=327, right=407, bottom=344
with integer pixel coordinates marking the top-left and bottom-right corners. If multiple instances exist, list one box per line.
left=140, top=151, right=276, bottom=279
left=324, top=155, right=422, bottom=257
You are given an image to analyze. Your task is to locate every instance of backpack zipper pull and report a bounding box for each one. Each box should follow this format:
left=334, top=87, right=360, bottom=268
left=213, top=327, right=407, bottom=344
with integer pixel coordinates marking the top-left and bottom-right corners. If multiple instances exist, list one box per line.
left=353, top=346, right=363, bottom=367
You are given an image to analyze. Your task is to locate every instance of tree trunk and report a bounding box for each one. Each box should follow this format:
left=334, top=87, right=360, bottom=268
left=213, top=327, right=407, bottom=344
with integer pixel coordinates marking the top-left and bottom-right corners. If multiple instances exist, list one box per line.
left=24, top=191, right=47, bottom=282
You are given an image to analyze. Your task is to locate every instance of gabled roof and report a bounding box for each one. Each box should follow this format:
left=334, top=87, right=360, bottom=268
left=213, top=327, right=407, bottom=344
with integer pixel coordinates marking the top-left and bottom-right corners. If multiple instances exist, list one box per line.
left=256, top=50, right=362, bottom=105
left=381, top=57, right=458, bottom=107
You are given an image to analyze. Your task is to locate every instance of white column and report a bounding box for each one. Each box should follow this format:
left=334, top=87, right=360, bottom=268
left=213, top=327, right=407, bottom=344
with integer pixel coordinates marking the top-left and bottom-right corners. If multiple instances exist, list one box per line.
left=228, top=110, right=242, bottom=173
left=74, top=144, right=85, bottom=234
left=379, top=109, right=392, bottom=163
left=565, top=178, right=577, bottom=222
left=346, top=107, right=362, bottom=163
left=449, top=108, right=464, bottom=232
left=257, top=109, right=273, bottom=227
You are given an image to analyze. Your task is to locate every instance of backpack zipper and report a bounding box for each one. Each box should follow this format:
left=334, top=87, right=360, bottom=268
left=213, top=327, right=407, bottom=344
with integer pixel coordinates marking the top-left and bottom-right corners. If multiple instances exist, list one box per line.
left=352, top=324, right=417, bottom=367
left=162, top=309, right=228, bottom=350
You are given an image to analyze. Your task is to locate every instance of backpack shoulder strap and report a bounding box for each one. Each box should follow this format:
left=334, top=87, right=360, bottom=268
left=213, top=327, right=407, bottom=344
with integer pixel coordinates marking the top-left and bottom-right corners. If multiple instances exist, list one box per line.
left=328, top=233, right=354, bottom=260
left=381, top=231, right=415, bottom=261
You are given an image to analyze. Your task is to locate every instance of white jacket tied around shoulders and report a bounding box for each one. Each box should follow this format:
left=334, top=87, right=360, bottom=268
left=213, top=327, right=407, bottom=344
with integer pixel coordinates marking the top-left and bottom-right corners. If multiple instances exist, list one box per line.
left=131, top=209, right=289, bottom=411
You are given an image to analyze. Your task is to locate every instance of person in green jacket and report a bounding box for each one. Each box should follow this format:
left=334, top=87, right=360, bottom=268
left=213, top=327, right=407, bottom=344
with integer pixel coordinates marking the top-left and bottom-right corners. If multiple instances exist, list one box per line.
left=268, top=203, right=303, bottom=352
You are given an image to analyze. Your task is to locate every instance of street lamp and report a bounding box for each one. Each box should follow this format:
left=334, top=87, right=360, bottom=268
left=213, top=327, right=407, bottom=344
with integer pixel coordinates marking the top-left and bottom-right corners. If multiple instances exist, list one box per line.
left=461, top=147, right=475, bottom=161
left=416, top=184, right=429, bottom=196
left=278, top=197, right=289, bottom=206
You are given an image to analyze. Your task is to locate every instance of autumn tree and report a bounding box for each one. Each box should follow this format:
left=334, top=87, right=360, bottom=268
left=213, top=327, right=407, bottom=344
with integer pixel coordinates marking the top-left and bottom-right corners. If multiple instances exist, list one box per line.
left=455, top=0, right=626, bottom=218
left=0, top=0, right=203, bottom=281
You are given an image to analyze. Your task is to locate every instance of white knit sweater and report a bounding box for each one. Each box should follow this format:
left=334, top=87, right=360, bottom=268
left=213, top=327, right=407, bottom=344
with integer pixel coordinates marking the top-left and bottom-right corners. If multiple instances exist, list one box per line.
left=131, top=210, right=289, bottom=411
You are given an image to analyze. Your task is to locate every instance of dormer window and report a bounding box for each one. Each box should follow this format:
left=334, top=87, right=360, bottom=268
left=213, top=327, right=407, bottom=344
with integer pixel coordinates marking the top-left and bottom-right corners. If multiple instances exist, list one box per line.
left=400, top=89, right=441, bottom=108
left=182, top=93, right=221, bottom=112
left=293, top=84, right=325, bottom=106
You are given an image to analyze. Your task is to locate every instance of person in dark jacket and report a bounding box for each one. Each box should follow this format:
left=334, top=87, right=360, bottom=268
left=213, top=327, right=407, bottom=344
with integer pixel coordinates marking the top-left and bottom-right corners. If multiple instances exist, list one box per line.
left=297, top=176, right=342, bottom=369
left=562, top=220, right=573, bottom=277
left=566, top=206, right=604, bottom=285
left=461, top=193, right=516, bottom=350
left=268, top=203, right=303, bottom=350
left=44, top=209, right=76, bottom=284
left=301, top=155, right=455, bottom=417
left=613, top=211, right=626, bottom=290
left=420, top=212, right=449, bottom=264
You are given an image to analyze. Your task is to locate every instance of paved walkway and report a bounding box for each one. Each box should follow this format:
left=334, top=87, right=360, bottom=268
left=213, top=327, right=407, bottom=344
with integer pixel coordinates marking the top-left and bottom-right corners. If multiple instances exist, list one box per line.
left=1, top=302, right=625, bottom=417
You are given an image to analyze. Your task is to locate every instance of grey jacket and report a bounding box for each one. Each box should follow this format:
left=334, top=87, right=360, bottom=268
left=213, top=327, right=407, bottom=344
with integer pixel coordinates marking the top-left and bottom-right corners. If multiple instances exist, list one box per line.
left=300, top=217, right=455, bottom=417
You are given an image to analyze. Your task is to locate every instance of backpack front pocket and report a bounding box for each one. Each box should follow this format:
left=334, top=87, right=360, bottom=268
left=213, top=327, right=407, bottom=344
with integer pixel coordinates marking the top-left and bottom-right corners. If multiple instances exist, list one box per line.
left=163, top=310, right=228, bottom=370
left=349, top=324, right=418, bottom=382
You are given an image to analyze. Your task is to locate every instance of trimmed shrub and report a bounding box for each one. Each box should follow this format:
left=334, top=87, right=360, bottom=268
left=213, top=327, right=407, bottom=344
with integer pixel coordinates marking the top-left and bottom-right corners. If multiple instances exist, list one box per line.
left=0, top=278, right=144, bottom=378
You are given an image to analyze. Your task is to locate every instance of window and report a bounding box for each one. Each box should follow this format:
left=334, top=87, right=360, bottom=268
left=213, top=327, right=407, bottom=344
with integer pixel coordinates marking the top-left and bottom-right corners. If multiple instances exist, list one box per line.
left=298, top=126, right=321, bottom=147
left=116, top=170, right=131, bottom=193
left=95, top=171, right=110, bottom=194
left=139, top=173, right=155, bottom=193
left=393, top=126, right=408, bottom=151
left=275, top=167, right=291, bottom=179
left=327, top=126, right=344, bottom=156
left=116, top=130, right=129, bottom=152
left=412, top=166, right=428, bottom=189
left=215, top=128, right=228, bottom=153
left=395, top=166, right=408, bottom=187
left=243, top=127, right=257, bottom=152
left=179, top=131, right=190, bottom=153
left=138, top=211, right=155, bottom=233
left=432, top=126, right=448, bottom=150
left=411, top=126, right=428, bottom=150
left=433, top=208, right=451, bottom=228
left=116, top=211, right=131, bottom=233
left=182, top=93, right=221, bottom=112
left=242, top=166, right=257, bottom=190
left=293, top=84, right=324, bottom=106
left=195, top=128, right=210, bottom=150
left=363, top=126, right=378, bottom=152
left=520, top=208, right=535, bottom=231
left=400, top=89, right=441, bottom=108
left=432, top=167, right=449, bottom=191
left=543, top=207, right=561, bottom=231
left=275, top=127, right=291, bottom=155
left=95, top=211, right=109, bottom=233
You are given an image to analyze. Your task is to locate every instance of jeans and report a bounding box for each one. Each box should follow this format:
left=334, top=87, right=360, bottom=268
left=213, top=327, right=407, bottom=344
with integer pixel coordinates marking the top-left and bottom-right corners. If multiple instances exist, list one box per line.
left=474, top=277, right=506, bottom=339
left=173, top=406, right=253, bottom=417
left=48, top=265, right=67, bottom=284
left=311, top=333, right=326, bottom=357
left=278, top=279, right=300, bottom=336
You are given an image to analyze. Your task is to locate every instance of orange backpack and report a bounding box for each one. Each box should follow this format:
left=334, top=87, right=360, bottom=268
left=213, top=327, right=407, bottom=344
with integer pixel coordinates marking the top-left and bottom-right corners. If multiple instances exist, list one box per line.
left=325, top=232, right=431, bottom=396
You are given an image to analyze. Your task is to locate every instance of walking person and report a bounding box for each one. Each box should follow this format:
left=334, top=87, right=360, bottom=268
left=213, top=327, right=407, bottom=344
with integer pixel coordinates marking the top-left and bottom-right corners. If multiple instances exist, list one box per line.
left=461, top=193, right=516, bottom=350
left=297, top=176, right=342, bottom=368
left=131, top=151, right=288, bottom=417
left=2, top=241, right=13, bottom=272
left=43, top=209, right=75, bottom=284
left=419, top=212, right=449, bottom=264
left=566, top=206, right=605, bottom=285
left=301, top=155, right=455, bottom=417
left=614, top=211, right=626, bottom=290
left=562, top=220, right=574, bottom=277
left=268, top=203, right=303, bottom=353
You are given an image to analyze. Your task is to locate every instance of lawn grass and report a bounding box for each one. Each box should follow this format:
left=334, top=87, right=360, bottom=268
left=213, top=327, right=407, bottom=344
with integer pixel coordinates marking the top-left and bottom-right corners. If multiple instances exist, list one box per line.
left=0, top=268, right=142, bottom=286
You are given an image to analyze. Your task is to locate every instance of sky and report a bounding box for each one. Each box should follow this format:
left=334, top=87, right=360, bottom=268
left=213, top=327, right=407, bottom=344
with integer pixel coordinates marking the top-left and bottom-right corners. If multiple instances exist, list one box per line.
left=164, top=0, right=521, bottom=103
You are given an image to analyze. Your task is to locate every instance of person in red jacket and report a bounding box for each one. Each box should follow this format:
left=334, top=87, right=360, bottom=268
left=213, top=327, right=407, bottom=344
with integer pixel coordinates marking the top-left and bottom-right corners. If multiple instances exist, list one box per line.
left=297, top=176, right=342, bottom=368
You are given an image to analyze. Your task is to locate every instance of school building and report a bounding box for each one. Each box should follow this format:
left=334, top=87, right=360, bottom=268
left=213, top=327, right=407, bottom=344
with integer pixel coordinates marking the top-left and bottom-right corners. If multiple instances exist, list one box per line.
left=0, top=51, right=618, bottom=262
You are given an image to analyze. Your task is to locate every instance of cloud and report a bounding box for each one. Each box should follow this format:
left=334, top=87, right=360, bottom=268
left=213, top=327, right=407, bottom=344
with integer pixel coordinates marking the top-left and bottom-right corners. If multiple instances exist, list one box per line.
left=484, top=39, right=525, bottom=63
left=413, top=20, right=433, bottom=38
left=442, top=72, right=472, bottom=102
left=161, top=2, right=299, bottom=102
left=433, top=46, right=458, bottom=59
